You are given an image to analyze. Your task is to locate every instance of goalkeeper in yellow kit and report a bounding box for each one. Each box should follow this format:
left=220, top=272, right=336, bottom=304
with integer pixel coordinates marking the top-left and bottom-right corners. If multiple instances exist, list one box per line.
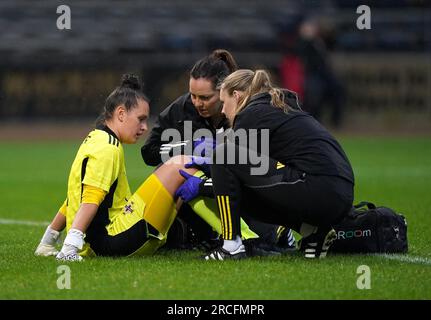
left=34, top=74, right=203, bottom=260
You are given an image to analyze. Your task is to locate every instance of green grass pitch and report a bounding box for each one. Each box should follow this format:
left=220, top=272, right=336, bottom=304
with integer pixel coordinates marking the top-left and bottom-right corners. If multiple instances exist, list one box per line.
left=0, top=137, right=430, bottom=299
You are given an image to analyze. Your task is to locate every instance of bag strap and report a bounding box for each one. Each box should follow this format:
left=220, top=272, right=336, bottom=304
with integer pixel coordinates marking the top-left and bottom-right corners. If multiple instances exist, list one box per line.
left=354, top=201, right=376, bottom=210
left=345, top=201, right=377, bottom=218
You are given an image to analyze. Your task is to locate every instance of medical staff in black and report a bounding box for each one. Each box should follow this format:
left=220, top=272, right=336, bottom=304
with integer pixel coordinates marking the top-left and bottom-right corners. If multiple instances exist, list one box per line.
left=204, top=69, right=354, bottom=260
left=141, top=50, right=232, bottom=166
left=141, top=50, right=297, bottom=253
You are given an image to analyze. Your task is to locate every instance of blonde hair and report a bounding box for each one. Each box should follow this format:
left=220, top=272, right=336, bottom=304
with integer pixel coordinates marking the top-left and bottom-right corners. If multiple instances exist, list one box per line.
left=220, top=69, right=286, bottom=115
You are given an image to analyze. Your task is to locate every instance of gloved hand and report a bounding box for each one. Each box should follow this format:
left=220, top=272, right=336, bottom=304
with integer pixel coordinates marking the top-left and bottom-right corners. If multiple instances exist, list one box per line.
left=175, top=170, right=205, bottom=202
left=184, top=156, right=211, bottom=177
left=193, top=137, right=216, bottom=157
left=56, top=228, right=84, bottom=262
left=34, top=225, right=62, bottom=256
left=35, top=243, right=59, bottom=257
left=56, top=241, right=83, bottom=262
left=56, top=248, right=83, bottom=262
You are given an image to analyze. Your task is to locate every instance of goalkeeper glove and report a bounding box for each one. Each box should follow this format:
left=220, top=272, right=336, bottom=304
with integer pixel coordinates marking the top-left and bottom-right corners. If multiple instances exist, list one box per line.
left=34, top=225, right=61, bottom=256
left=56, top=228, right=84, bottom=262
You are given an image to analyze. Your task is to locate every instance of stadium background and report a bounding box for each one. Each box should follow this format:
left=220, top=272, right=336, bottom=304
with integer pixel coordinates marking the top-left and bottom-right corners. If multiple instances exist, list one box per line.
left=0, top=0, right=430, bottom=301
left=0, top=0, right=429, bottom=137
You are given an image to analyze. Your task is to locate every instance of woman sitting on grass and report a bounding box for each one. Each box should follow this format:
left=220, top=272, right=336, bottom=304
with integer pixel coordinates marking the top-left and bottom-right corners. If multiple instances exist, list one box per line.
left=35, top=74, right=201, bottom=261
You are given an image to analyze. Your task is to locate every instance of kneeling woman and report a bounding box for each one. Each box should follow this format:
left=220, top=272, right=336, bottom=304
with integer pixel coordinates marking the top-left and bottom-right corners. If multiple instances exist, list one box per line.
left=35, top=74, right=199, bottom=261
left=206, top=69, right=354, bottom=260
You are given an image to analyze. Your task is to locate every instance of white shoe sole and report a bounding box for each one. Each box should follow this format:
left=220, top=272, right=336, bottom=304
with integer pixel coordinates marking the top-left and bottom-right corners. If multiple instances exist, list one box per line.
left=319, top=229, right=337, bottom=258
left=304, top=229, right=337, bottom=259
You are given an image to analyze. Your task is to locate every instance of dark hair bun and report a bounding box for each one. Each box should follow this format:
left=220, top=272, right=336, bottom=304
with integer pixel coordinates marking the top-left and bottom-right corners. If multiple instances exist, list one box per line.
left=120, top=74, right=143, bottom=91
left=210, top=49, right=238, bottom=73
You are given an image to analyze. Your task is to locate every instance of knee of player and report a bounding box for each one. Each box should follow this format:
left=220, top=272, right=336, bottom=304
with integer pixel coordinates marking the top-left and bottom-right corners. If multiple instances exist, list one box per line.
left=164, top=155, right=191, bottom=167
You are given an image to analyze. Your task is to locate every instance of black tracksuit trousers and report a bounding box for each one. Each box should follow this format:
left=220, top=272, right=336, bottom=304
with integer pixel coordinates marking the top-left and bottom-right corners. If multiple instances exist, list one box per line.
left=210, top=143, right=353, bottom=240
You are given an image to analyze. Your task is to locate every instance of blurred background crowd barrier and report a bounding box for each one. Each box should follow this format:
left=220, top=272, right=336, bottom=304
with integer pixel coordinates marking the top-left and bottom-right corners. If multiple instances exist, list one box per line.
left=0, top=0, right=429, bottom=132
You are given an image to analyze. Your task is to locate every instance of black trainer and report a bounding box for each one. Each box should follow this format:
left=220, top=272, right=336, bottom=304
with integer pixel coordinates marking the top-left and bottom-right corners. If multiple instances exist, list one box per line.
left=298, top=228, right=337, bottom=259
left=204, top=245, right=247, bottom=261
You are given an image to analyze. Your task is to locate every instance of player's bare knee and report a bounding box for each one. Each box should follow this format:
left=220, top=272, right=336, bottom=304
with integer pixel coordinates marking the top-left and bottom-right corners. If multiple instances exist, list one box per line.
left=165, top=155, right=190, bottom=167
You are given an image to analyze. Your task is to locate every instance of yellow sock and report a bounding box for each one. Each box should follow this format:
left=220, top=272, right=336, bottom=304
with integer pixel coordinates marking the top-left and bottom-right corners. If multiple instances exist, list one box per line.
left=136, top=173, right=177, bottom=236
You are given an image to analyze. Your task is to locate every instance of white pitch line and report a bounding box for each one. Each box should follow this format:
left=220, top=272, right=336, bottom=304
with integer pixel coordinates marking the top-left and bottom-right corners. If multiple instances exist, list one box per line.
left=0, top=218, right=49, bottom=227
left=375, top=253, right=431, bottom=266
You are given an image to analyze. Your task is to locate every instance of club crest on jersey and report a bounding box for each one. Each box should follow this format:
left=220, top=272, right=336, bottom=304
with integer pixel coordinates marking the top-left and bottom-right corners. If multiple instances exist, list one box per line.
left=124, top=201, right=134, bottom=214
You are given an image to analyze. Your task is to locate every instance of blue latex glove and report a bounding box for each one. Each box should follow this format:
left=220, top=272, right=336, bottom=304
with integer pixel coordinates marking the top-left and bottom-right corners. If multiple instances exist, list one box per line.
left=193, top=137, right=216, bottom=157
left=184, top=156, right=211, bottom=177
left=175, top=170, right=204, bottom=202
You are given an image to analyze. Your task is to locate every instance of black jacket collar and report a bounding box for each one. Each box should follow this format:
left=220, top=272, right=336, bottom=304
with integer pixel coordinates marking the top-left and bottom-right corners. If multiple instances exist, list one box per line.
left=245, top=92, right=272, bottom=108
left=245, top=91, right=302, bottom=112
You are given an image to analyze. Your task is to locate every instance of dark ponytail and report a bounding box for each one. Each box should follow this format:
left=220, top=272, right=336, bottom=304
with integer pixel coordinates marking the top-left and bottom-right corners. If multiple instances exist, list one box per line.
left=210, top=49, right=238, bottom=73
left=190, top=49, right=238, bottom=90
left=95, top=74, right=149, bottom=127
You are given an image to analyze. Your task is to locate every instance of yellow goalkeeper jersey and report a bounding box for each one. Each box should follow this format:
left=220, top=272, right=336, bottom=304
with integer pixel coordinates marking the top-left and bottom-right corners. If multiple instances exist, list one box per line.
left=65, top=126, right=132, bottom=236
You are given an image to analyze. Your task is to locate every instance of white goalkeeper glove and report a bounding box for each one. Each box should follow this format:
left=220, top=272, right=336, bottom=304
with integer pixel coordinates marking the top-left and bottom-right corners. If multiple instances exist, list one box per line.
left=35, top=225, right=62, bottom=256
left=56, top=228, right=84, bottom=262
